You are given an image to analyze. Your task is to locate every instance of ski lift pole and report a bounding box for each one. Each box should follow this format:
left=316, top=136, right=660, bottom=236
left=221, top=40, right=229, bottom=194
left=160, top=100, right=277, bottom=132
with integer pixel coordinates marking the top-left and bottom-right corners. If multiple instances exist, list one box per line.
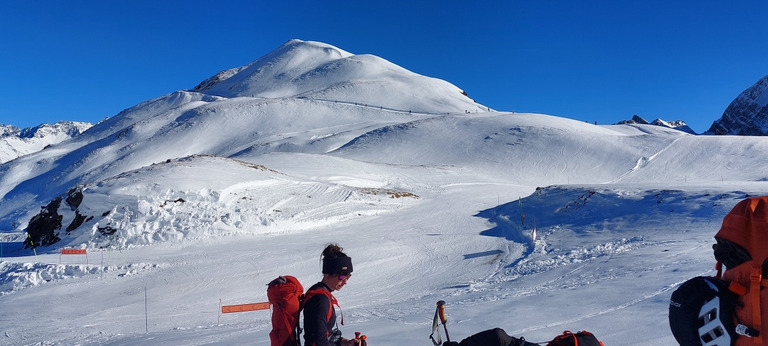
left=437, top=300, right=451, bottom=343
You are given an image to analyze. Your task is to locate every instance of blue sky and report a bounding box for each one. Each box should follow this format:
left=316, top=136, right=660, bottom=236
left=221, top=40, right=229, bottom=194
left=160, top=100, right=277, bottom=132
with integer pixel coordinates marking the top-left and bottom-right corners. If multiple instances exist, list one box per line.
left=2, top=1, right=767, bottom=133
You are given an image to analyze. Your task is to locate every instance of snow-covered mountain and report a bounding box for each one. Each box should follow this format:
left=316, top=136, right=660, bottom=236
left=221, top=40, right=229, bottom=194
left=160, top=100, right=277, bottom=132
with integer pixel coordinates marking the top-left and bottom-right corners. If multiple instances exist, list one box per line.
left=615, top=114, right=695, bottom=134
left=193, top=39, right=488, bottom=114
left=2, top=39, right=768, bottom=345
left=0, top=121, right=92, bottom=163
left=706, top=75, right=768, bottom=135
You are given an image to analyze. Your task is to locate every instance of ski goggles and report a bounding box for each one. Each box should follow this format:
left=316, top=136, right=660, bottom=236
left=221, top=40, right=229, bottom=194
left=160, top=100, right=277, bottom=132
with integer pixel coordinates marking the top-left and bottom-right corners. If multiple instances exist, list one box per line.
left=338, top=273, right=352, bottom=280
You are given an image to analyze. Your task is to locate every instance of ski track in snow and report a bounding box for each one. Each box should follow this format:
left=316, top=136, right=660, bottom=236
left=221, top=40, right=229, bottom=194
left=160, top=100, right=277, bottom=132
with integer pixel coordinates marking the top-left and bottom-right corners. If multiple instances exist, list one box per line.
left=607, top=136, right=683, bottom=184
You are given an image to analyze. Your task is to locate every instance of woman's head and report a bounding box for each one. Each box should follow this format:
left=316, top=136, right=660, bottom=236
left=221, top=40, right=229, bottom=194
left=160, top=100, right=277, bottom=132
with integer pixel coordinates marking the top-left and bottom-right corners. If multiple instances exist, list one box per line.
left=321, top=244, right=353, bottom=291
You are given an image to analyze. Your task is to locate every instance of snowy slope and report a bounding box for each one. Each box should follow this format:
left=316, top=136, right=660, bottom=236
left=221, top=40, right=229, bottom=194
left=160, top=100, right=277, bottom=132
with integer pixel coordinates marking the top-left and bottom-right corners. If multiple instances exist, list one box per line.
left=2, top=40, right=768, bottom=346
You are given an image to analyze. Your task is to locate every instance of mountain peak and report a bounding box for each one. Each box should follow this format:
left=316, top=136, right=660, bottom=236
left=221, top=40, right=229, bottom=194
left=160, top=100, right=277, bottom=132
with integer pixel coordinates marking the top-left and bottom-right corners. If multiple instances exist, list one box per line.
left=191, top=39, right=486, bottom=114
left=192, top=39, right=353, bottom=96
left=706, top=75, right=768, bottom=135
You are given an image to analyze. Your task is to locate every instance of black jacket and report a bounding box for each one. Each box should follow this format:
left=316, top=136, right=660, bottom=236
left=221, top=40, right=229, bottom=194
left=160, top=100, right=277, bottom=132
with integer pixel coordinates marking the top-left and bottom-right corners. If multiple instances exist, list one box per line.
left=303, top=282, right=338, bottom=346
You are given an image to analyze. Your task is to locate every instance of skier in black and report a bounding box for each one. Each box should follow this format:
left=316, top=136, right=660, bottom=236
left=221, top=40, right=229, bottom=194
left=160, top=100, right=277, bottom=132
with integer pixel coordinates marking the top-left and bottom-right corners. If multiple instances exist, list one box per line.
left=303, top=244, right=361, bottom=346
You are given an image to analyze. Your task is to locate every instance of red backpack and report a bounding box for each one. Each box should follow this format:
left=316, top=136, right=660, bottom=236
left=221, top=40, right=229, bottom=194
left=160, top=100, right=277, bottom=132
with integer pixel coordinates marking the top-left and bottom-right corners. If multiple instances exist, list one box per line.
left=713, top=196, right=768, bottom=346
left=546, top=330, right=604, bottom=346
left=267, top=276, right=338, bottom=346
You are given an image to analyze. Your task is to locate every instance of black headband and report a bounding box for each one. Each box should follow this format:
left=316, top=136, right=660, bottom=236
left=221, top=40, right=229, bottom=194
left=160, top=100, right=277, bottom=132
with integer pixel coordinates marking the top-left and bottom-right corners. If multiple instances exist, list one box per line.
left=322, top=255, right=353, bottom=275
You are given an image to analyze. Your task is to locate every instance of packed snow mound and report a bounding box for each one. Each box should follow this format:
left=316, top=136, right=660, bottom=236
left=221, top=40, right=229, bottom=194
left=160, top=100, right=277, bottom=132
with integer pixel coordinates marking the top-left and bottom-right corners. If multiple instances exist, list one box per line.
left=0, top=121, right=92, bottom=163
left=0, top=261, right=160, bottom=295
left=706, top=75, right=768, bottom=135
left=21, top=155, right=419, bottom=249
left=192, top=39, right=486, bottom=114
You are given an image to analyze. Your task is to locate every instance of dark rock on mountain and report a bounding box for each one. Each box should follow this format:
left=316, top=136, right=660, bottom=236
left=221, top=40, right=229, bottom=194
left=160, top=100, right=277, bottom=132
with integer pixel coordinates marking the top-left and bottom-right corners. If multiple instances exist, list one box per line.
left=706, top=75, right=768, bottom=135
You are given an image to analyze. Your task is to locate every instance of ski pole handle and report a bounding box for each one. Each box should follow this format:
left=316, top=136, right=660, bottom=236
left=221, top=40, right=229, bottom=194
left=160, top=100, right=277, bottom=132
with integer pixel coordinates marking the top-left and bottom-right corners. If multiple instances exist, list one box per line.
left=437, top=300, right=451, bottom=342
left=355, top=332, right=367, bottom=346
left=437, top=300, right=447, bottom=324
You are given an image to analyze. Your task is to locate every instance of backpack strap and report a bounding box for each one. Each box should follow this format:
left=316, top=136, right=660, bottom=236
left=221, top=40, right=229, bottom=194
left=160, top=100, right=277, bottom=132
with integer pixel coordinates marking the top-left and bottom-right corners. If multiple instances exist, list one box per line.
left=716, top=260, right=723, bottom=279
left=749, top=266, right=764, bottom=343
left=304, top=288, right=343, bottom=326
left=295, top=293, right=305, bottom=345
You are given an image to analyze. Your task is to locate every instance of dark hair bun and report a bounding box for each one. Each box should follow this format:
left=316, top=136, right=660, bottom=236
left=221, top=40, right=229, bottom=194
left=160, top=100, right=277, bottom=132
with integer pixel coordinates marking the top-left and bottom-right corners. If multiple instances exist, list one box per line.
left=322, top=243, right=345, bottom=258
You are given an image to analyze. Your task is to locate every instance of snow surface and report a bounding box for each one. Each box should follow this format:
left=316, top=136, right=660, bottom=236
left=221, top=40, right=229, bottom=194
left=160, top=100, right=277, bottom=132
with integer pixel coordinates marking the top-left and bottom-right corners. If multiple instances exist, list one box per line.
left=1, top=39, right=767, bottom=345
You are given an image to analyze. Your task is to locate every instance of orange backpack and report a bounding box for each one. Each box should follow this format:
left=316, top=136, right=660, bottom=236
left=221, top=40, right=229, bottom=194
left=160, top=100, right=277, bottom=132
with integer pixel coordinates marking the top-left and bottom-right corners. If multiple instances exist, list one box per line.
left=267, top=276, right=339, bottom=346
left=268, top=276, right=304, bottom=346
left=714, top=196, right=768, bottom=345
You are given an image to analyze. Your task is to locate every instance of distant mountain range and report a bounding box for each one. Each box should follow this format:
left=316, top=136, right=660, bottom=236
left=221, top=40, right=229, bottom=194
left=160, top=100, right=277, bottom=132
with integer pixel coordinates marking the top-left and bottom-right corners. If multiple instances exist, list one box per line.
left=0, top=121, right=92, bottom=163
left=614, top=115, right=695, bottom=134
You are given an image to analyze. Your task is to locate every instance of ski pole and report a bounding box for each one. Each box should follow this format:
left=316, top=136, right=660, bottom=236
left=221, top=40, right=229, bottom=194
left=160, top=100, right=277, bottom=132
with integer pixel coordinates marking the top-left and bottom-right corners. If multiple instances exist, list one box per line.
left=430, top=303, right=442, bottom=345
left=437, top=300, right=451, bottom=342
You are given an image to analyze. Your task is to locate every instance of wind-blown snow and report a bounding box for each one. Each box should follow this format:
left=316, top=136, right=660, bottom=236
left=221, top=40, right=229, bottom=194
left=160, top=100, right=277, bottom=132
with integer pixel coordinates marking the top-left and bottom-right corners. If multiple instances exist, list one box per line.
left=1, top=39, right=767, bottom=345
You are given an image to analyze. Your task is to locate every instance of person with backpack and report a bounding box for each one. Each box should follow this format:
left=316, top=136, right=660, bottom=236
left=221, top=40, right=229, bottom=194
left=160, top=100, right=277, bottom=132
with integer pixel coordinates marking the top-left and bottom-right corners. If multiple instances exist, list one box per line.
left=669, top=196, right=768, bottom=346
left=439, top=328, right=602, bottom=346
left=431, top=300, right=602, bottom=346
left=441, top=328, right=537, bottom=346
left=303, top=244, right=361, bottom=346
